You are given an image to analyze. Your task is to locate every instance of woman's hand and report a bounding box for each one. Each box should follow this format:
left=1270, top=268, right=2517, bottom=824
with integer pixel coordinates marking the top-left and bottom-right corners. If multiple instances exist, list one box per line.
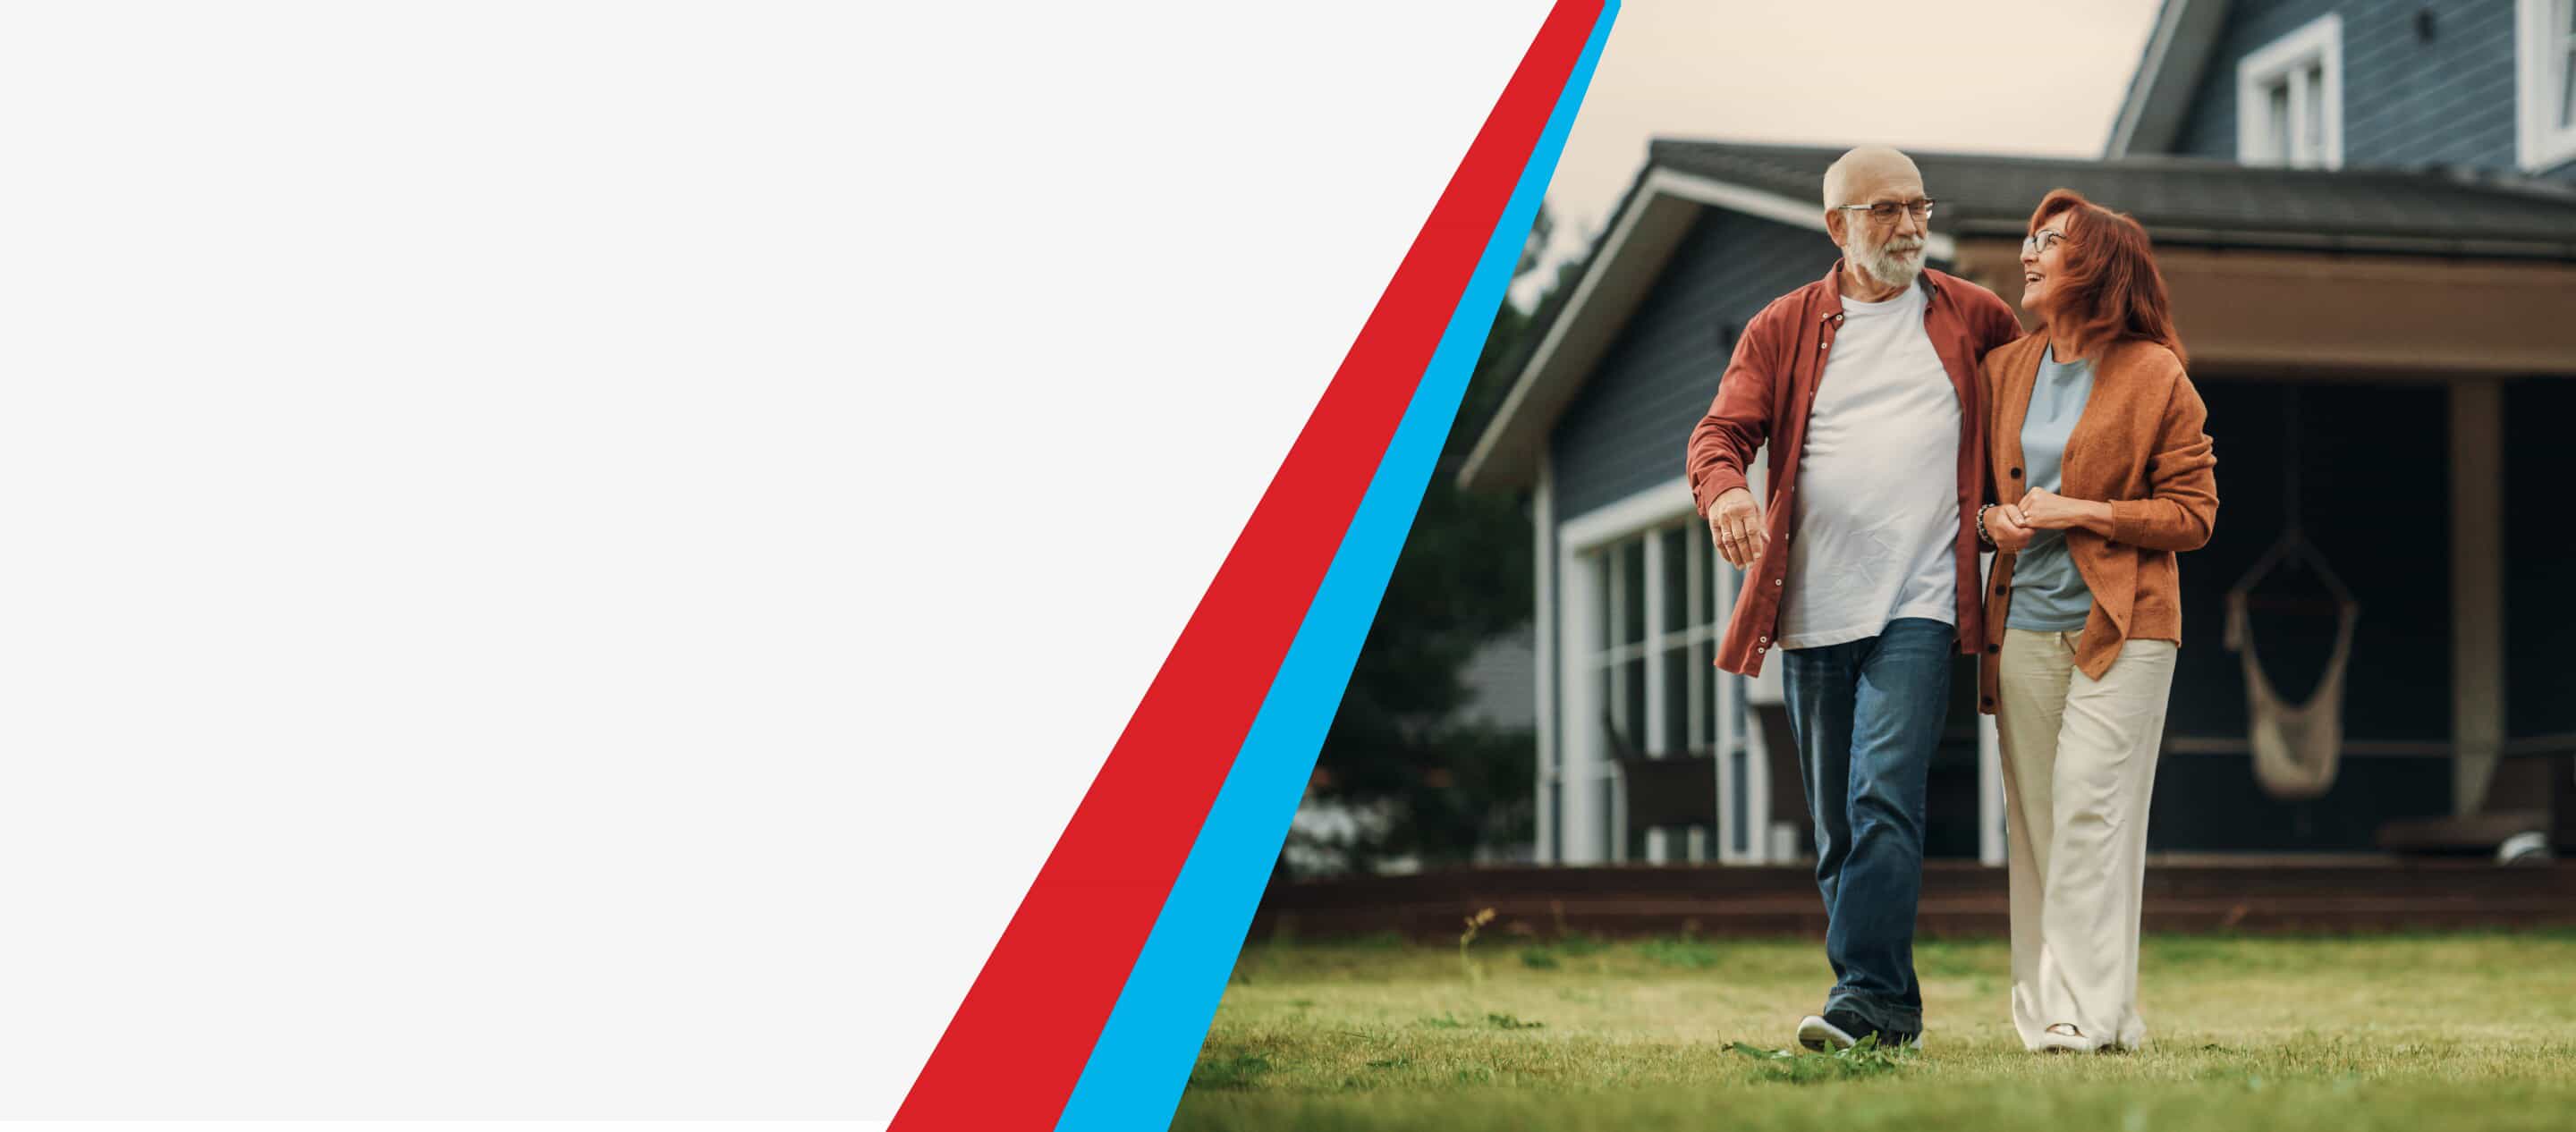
left=2018, top=486, right=2114, bottom=536
left=1986, top=503, right=2035, bottom=553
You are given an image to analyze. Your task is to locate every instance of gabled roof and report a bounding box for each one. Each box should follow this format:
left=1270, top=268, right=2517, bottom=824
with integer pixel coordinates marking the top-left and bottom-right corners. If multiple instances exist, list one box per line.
left=1652, top=140, right=2576, bottom=254
left=2105, top=0, right=2233, bottom=158
left=1456, top=138, right=2576, bottom=494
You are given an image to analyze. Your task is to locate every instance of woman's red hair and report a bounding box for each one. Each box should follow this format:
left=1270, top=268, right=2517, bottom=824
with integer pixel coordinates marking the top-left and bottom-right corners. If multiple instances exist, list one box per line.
left=2028, top=189, right=2186, bottom=365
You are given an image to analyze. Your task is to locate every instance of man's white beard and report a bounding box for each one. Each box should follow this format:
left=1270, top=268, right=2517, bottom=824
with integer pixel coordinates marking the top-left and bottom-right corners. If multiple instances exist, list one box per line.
left=1849, top=230, right=1927, bottom=291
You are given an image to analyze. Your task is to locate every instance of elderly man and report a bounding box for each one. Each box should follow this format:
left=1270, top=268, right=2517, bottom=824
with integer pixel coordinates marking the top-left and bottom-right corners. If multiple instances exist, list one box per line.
left=1685, top=147, right=2022, bottom=1051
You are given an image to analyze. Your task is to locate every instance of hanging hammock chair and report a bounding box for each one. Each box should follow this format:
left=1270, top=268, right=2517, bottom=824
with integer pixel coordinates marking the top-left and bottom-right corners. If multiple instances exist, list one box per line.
left=2224, top=387, right=2360, bottom=802
left=2225, top=528, right=2360, bottom=800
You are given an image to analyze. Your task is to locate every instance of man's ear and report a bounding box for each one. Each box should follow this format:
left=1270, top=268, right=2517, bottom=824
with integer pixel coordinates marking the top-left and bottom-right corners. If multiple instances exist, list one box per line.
left=1822, top=210, right=1845, bottom=249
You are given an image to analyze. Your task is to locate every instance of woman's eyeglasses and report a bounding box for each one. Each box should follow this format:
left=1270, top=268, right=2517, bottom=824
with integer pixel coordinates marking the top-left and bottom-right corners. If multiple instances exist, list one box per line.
left=2022, top=229, right=2069, bottom=258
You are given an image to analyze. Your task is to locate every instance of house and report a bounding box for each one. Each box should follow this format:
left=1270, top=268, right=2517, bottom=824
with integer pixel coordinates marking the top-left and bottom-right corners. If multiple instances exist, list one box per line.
left=1458, top=0, right=2576, bottom=866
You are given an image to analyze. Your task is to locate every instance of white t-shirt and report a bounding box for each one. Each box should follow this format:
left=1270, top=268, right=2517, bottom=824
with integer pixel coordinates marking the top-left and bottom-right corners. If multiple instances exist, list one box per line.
left=1775, top=283, right=1962, bottom=650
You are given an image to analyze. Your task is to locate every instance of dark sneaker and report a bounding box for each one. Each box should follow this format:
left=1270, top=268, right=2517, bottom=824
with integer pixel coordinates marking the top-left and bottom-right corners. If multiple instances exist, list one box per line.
left=1798, top=1009, right=1921, bottom=1052
left=1795, top=1010, right=1860, bottom=1051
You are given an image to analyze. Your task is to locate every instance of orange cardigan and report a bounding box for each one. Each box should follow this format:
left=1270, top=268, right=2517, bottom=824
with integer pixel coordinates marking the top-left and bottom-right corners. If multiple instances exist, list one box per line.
left=1977, top=334, right=2219, bottom=714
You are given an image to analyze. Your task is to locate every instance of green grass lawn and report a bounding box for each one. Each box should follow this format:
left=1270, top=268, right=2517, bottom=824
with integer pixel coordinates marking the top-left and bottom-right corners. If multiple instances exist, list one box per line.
left=1173, top=928, right=2576, bottom=1130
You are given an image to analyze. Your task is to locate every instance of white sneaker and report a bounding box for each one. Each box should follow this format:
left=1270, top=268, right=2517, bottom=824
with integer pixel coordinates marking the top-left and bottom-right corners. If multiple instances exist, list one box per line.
left=2037, top=1022, right=2093, bottom=1053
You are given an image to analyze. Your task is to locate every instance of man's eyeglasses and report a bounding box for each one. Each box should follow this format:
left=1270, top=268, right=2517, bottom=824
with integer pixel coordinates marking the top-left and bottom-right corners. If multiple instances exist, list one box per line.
left=2022, top=229, right=2069, bottom=258
left=1833, top=199, right=1935, bottom=223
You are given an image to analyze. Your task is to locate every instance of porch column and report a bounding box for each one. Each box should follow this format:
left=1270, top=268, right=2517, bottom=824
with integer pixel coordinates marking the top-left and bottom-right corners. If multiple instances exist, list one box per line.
left=1979, top=713, right=2006, bottom=866
left=1534, top=457, right=1557, bottom=863
left=1978, top=549, right=2006, bottom=866
left=2453, top=380, right=2505, bottom=815
left=1558, top=541, right=1605, bottom=863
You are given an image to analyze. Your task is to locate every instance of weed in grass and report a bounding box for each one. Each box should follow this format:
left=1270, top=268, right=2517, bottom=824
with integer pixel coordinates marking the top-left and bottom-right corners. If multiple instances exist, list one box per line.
left=1417, top=1014, right=1468, bottom=1030
left=1727, top=1033, right=1919, bottom=1084
left=1558, top=932, right=1609, bottom=957
left=1546, top=900, right=1611, bottom=956
left=1485, top=1013, right=1546, bottom=1031
left=1520, top=947, right=1561, bottom=970
left=1638, top=936, right=1723, bottom=969
left=1457, top=908, right=1496, bottom=984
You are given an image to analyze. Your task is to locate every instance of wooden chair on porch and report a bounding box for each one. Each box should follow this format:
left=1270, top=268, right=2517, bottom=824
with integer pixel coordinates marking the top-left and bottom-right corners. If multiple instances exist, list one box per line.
left=2376, top=745, right=2576, bottom=860
left=1603, top=708, right=1813, bottom=861
left=1603, top=714, right=1716, bottom=856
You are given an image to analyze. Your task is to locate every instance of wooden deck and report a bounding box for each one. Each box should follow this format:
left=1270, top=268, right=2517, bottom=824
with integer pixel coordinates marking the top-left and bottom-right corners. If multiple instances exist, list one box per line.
left=1250, top=859, right=2576, bottom=942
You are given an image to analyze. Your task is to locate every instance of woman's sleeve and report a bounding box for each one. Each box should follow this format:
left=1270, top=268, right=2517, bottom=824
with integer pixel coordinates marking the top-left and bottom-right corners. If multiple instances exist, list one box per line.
left=2108, top=369, right=2218, bottom=552
left=1979, top=351, right=2005, bottom=509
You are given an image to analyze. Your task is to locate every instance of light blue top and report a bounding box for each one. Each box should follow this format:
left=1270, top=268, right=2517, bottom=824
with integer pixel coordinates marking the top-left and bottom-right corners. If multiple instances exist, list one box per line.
left=2008, top=345, right=2097, bottom=632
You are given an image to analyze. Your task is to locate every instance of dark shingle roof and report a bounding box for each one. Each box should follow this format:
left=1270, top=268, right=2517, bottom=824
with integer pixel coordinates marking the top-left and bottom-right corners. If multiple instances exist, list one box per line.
left=1651, top=139, right=2576, bottom=258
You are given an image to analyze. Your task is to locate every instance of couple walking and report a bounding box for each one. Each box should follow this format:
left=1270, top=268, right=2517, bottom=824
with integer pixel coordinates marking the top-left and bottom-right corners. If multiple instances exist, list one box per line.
left=1684, top=146, right=2220, bottom=1054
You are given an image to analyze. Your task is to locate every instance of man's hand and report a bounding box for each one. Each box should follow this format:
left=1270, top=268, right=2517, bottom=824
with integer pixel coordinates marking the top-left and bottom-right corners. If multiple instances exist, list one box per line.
left=2018, top=486, right=2112, bottom=535
left=1986, top=503, right=2035, bottom=553
left=1707, top=487, right=1767, bottom=569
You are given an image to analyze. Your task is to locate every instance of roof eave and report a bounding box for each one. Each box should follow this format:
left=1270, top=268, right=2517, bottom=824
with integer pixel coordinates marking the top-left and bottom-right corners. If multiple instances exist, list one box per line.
left=2106, top=0, right=2233, bottom=158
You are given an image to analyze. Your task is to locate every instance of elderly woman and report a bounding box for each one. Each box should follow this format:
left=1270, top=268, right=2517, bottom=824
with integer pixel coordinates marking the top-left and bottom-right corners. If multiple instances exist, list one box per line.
left=1977, top=189, right=2217, bottom=1054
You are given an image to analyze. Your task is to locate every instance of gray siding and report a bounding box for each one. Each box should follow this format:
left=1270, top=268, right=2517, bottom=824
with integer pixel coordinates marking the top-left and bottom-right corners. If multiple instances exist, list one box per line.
left=2169, top=0, right=2524, bottom=172
left=1549, top=211, right=1834, bottom=520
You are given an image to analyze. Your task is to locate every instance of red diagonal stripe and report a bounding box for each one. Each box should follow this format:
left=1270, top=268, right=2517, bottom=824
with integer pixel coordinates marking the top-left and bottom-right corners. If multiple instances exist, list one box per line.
left=890, top=5, right=1601, bottom=1127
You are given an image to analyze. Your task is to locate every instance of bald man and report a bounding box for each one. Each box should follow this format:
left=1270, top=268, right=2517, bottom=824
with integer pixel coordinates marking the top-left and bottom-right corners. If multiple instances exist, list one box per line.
left=1685, top=148, right=2023, bottom=1052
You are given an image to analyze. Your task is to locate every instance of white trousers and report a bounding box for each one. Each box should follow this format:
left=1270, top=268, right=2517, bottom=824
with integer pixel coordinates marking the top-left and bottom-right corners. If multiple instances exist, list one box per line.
left=1996, top=628, right=2176, bottom=1052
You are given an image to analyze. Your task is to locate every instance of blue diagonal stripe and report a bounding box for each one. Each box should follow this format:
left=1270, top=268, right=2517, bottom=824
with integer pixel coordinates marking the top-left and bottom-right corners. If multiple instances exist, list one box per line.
left=1052, top=5, right=1617, bottom=1128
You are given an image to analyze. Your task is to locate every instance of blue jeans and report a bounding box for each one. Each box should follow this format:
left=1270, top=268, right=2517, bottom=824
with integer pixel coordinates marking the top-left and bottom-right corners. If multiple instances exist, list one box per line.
left=1780, top=617, right=1953, bottom=1035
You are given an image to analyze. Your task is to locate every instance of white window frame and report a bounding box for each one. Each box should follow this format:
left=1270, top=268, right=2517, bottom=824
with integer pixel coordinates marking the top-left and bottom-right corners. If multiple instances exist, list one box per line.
left=2518, top=0, right=2576, bottom=172
left=1553, top=476, right=1767, bottom=866
left=2235, top=13, right=2343, bottom=170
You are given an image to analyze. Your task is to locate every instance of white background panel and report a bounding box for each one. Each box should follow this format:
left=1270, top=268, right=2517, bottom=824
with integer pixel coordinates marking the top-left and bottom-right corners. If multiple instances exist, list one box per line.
left=0, top=0, right=1553, bottom=1119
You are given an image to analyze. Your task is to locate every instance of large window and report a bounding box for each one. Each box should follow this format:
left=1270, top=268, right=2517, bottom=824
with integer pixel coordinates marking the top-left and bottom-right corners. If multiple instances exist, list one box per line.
left=2236, top=13, right=2342, bottom=170
left=1583, top=519, right=1750, bottom=862
left=2520, top=0, right=2576, bottom=171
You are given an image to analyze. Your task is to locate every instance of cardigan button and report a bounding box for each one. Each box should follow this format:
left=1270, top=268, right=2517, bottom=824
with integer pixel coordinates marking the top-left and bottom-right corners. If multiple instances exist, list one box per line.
left=1987, top=644, right=2000, bottom=654
left=2010, top=467, right=2022, bottom=478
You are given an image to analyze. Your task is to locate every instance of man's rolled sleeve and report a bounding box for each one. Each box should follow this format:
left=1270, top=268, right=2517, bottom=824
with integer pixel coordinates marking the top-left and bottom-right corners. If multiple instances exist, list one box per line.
left=1685, top=306, right=1785, bottom=516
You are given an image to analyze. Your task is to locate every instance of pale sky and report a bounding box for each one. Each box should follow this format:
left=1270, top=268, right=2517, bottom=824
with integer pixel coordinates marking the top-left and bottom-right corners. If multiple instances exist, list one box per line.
left=1524, top=0, right=2165, bottom=297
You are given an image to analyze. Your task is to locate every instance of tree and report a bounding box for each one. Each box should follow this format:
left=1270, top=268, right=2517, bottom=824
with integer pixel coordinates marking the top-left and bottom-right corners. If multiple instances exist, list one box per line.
left=1289, top=205, right=1577, bottom=875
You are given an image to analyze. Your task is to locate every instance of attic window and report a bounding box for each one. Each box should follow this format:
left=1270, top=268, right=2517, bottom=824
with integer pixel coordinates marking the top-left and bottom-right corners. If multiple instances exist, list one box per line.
left=2518, top=0, right=2576, bottom=171
left=2236, top=13, right=2343, bottom=169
